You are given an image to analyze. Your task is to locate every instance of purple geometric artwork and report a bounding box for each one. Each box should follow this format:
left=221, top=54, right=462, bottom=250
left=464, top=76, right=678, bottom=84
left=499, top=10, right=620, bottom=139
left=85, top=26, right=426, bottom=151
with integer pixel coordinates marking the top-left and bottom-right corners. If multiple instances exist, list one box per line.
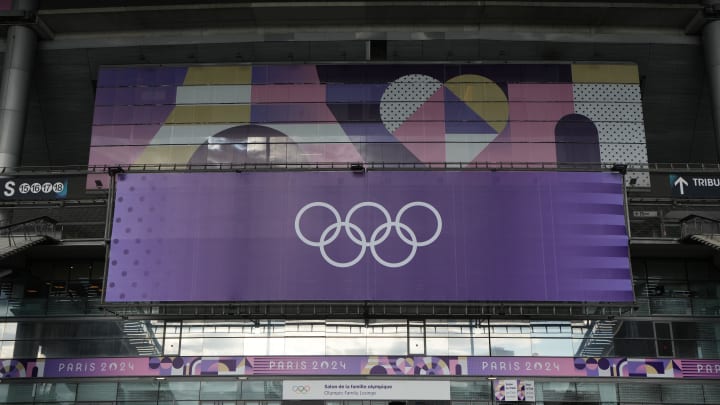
left=104, top=170, right=632, bottom=303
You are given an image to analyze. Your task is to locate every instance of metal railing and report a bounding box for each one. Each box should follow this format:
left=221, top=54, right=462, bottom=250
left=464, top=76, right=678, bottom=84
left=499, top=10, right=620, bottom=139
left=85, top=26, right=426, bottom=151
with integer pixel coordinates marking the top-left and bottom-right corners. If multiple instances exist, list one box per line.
left=0, top=163, right=717, bottom=241
left=0, top=216, right=60, bottom=256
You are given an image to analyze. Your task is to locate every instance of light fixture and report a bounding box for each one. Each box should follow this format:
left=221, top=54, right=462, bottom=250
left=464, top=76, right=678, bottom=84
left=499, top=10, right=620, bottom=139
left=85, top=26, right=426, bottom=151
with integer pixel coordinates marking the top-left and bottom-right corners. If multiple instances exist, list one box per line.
left=94, top=179, right=103, bottom=188
left=487, top=376, right=497, bottom=380
left=350, top=163, right=365, bottom=173
left=237, top=376, right=248, bottom=380
left=108, top=166, right=125, bottom=176
left=154, top=377, right=166, bottom=381
left=611, top=164, right=627, bottom=175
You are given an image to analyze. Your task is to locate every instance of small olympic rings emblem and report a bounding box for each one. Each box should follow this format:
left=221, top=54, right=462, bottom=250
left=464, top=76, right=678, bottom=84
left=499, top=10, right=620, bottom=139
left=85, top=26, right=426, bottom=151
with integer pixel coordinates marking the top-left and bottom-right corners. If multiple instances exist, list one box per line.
left=294, top=201, right=442, bottom=268
left=292, top=385, right=311, bottom=393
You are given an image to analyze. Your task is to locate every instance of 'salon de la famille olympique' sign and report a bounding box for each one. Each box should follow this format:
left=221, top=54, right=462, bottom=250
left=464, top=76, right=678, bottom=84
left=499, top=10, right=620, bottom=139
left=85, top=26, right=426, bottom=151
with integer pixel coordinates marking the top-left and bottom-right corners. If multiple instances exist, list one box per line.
left=104, top=171, right=633, bottom=303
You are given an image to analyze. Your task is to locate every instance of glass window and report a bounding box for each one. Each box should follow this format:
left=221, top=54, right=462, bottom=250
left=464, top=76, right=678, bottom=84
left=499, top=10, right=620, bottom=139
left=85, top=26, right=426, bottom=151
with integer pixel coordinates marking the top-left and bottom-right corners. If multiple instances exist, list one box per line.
left=661, top=383, right=704, bottom=404
left=77, top=382, right=118, bottom=402
left=326, top=337, right=367, bottom=355
left=241, top=381, right=281, bottom=400
left=615, top=321, right=654, bottom=338
left=164, top=321, right=181, bottom=356
left=705, top=383, right=720, bottom=404
left=530, top=338, right=573, bottom=356
left=285, top=337, right=326, bottom=355
left=612, top=338, right=656, bottom=357
left=367, top=337, right=407, bottom=355
left=200, top=381, right=239, bottom=401
left=426, top=337, right=449, bottom=355
left=687, top=260, right=719, bottom=280
left=0, top=384, right=35, bottom=403
left=180, top=337, right=204, bottom=356
left=159, top=381, right=200, bottom=401
left=117, top=381, right=160, bottom=402
left=617, top=383, right=661, bottom=403
left=243, top=337, right=271, bottom=355
left=575, top=383, right=601, bottom=402
left=537, top=382, right=576, bottom=402
left=450, top=380, right=491, bottom=401
left=490, top=337, right=531, bottom=356
left=203, top=337, right=245, bottom=355
left=646, top=259, right=686, bottom=279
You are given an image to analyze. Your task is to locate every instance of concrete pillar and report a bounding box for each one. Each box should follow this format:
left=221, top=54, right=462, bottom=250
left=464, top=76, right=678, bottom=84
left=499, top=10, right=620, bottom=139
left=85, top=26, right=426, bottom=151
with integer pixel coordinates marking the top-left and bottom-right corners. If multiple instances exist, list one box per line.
left=0, top=0, right=39, bottom=224
left=0, top=24, right=36, bottom=171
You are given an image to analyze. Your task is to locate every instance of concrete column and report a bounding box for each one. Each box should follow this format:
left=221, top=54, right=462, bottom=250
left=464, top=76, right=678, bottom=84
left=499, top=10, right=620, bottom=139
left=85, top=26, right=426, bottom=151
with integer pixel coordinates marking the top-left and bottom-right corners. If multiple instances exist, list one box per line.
left=0, top=24, right=36, bottom=171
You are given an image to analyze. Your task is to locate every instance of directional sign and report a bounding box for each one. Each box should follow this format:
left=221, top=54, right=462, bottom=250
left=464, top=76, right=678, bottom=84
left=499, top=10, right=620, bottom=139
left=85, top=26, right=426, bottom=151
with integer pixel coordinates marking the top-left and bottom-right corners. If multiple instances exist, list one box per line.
left=0, top=177, right=68, bottom=200
left=670, top=174, right=720, bottom=198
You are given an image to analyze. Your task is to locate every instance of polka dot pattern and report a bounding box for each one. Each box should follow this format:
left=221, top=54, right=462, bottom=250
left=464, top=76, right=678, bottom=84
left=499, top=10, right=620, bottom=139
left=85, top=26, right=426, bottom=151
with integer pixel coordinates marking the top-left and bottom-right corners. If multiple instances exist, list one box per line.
left=106, top=174, right=168, bottom=301
left=380, top=74, right=443, bottom=134
left=573, top=84, right=641, bottom=102
left=600, top=144, right=651, bottom=187
left=593, top=122, right=646, bottom=144
left=600, top=143, right=648, bottom=163
left=573, top=83, right=649, bottom=187
left=573, top=102, right=643, bottom=123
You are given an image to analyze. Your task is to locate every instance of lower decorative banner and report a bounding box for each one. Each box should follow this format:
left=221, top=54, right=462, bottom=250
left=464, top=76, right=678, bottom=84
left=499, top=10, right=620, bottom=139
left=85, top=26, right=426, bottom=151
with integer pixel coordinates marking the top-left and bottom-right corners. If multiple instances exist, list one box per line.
left=282, top=380, right=451, bottom=400
left=0, top=356, right=718, bottom=380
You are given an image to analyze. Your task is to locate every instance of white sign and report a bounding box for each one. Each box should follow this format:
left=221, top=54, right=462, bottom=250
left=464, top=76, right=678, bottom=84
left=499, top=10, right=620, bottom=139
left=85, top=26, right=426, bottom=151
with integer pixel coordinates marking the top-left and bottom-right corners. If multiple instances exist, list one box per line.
left=522, top=380, right=535, bottom=401
left=632, top=210, right=658, bottom=218
left=495, top=380, right=535, bottom=402
left=504, top=379, right=518, bottom=400
left=282, top=380, right=451, bottom=400
left=674, top=176, right=688, bottom=195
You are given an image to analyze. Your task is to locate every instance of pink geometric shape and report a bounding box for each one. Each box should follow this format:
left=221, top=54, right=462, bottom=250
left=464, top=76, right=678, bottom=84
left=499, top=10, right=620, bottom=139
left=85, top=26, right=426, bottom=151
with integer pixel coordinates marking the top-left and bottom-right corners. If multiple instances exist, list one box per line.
left=252, top=84, right=327, bottom=103
left=509, top=83, right=574, bottom=102
left=474, top=83, right=573, bottom=163
left=88, top=146, right=146, bottom=167
left=86, top=146, right=147, bottom=188
left=392, top=87, right=445, bottom=163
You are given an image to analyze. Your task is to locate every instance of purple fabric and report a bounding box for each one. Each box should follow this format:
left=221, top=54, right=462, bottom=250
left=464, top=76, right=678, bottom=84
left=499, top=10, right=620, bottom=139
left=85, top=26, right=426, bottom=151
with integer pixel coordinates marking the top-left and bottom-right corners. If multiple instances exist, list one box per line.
left=97, top=67, right=187, bottom=87
left=315, top=64, right=571, bottom=84
left=105, top=171, right=632, bottom=303
left=0, top=356, right=716, bottom=379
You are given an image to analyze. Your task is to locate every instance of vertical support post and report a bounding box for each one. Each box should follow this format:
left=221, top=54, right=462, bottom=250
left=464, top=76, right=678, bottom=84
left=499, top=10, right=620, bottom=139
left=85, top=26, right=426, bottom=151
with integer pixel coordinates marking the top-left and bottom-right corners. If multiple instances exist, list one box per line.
left=0, top=25, right=36, bottom=171
left=704, top=19, right=720, bottom=159
left=0, top=23, right=37, bottom=224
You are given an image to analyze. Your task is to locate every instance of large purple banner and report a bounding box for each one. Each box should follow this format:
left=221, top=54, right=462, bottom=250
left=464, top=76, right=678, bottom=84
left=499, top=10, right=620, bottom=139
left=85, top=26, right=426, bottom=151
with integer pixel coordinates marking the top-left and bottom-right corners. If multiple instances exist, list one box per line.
left=1, top=356, right=718, bottom=379
left=105, top=171, right=632, bottom=302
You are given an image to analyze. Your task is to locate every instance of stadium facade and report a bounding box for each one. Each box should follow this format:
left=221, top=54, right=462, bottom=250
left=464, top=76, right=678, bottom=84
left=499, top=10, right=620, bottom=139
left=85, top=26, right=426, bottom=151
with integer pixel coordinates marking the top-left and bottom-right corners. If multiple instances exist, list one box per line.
left=0, top=0, right=719, bottom=404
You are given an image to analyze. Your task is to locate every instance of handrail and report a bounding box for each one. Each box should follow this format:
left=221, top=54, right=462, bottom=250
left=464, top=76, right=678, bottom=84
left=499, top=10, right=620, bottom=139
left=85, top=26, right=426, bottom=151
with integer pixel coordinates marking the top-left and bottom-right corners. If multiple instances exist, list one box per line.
left=0, top=215, right=57, bottom=231
left=0, top=216, right=59, bottom=256
left=0, top=161, right=719, bottom=175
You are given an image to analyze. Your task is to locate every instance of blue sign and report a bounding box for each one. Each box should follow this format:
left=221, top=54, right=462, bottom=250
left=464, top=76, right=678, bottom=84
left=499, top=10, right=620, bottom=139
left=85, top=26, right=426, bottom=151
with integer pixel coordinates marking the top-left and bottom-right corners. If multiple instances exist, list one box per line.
left=0, top=178, right=68, bottom=200
left=670, top=174, right=720, bottom=198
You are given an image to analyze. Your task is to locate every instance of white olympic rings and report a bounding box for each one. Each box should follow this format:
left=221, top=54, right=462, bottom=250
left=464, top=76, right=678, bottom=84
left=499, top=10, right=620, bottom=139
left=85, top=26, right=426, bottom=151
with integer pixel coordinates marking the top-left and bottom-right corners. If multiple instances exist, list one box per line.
left=294, top=201, right=442, bottom=268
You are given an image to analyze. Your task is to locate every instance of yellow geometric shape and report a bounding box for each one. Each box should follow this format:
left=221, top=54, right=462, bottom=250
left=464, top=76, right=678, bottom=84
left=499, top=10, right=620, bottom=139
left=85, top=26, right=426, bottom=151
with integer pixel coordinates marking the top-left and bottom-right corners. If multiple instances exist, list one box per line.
left=184, top=66, right=252, bottom=85
left=165, top=105, right=250, bottom=124
left=571, top=63, right=639, bottom=84
left=445, top=74, right=509, bottom=134
left=643, top=364, right=659, bottom=375
left=133, top=145, right=201, bottom=166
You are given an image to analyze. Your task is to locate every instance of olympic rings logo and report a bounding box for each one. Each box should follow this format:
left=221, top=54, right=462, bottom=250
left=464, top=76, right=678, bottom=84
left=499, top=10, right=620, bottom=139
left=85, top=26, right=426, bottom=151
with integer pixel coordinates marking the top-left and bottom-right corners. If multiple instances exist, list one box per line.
left=294, top=201, right=442, bottom=268
left=292, top=385, right=311, bottom=393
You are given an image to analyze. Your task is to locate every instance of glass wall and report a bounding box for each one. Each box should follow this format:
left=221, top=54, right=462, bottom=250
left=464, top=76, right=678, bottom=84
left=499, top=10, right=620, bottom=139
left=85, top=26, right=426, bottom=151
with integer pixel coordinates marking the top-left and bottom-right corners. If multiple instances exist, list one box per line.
left=0, top=317, right=719, bottom=359
left=0, top=258, right=719, bottom=359
left=1, top=380, right=720, bottom=404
